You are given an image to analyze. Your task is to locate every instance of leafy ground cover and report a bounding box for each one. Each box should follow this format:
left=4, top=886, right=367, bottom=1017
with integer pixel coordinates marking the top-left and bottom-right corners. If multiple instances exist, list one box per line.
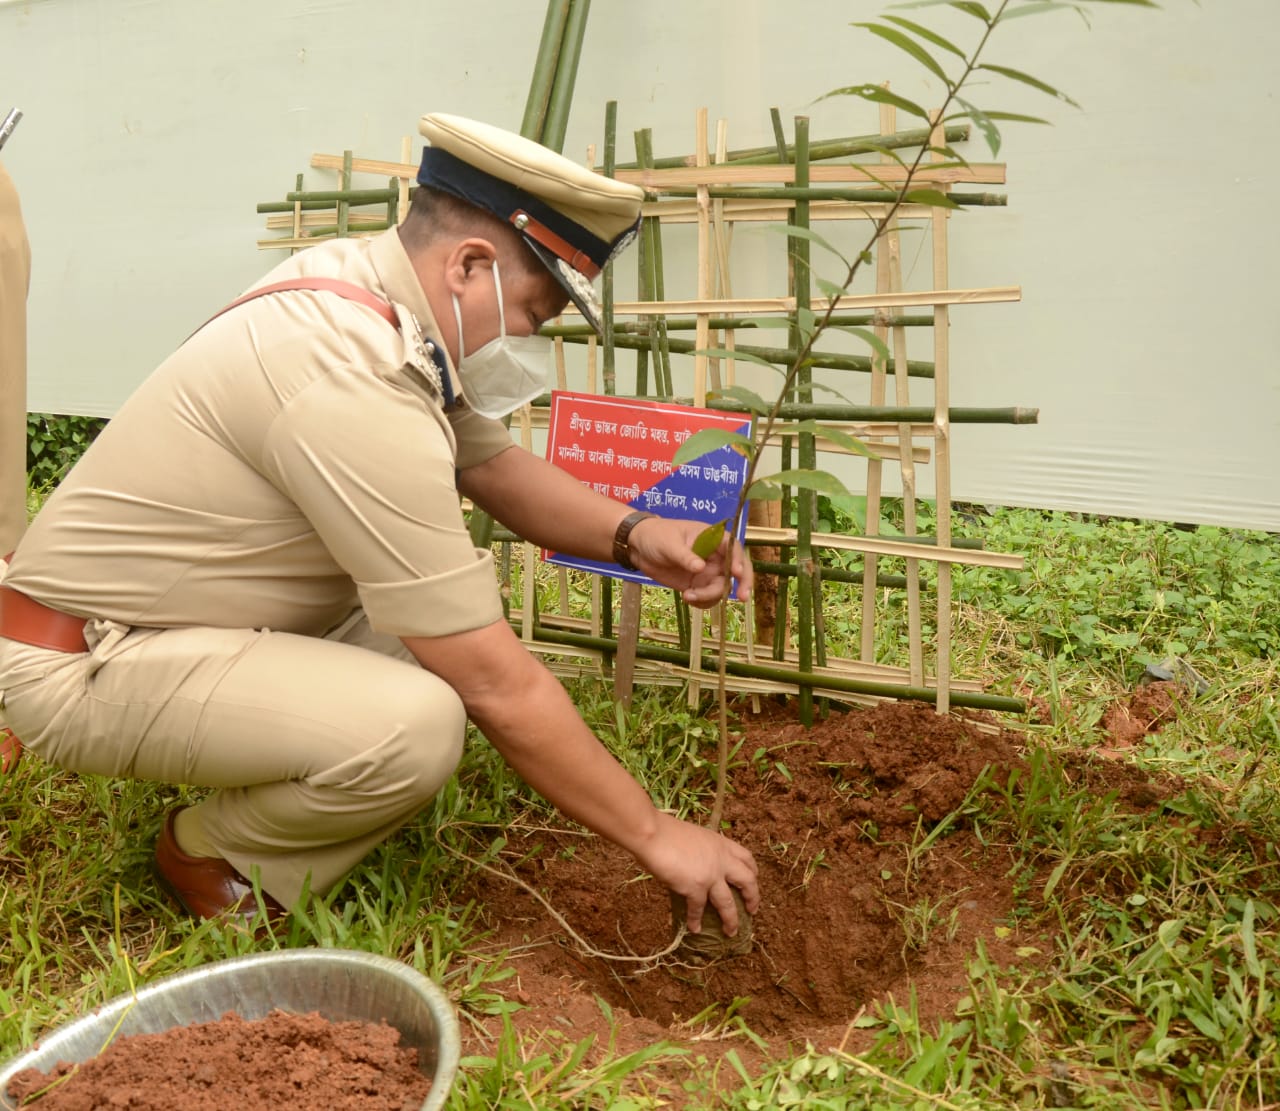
left=3, top=504, right=1279, bottom=1109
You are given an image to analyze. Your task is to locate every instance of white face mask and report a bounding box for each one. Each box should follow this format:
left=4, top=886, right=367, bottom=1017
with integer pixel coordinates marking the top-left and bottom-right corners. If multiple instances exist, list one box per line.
left=451, top=260, right=551, bottom=420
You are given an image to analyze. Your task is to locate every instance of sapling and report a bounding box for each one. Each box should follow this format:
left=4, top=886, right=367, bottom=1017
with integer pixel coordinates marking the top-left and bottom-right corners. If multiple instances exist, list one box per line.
left=669, top=0, right=1160, bottom=958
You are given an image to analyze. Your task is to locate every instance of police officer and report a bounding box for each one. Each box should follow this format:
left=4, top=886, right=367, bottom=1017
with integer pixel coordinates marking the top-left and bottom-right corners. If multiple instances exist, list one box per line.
left=0, top=113, right=759, bottom=936
left=0, top=157, right=28, bottom=560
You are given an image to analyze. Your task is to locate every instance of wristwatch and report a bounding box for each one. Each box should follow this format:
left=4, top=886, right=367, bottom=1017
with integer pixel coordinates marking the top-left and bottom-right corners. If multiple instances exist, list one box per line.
left=612, top=511, right=656, bottom=571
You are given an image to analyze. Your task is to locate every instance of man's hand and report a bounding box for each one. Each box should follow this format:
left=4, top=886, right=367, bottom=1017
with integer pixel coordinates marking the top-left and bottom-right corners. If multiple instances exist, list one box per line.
left=631, top=811, right=760, bottom=935
left=626, top=516, right=753, bottom=607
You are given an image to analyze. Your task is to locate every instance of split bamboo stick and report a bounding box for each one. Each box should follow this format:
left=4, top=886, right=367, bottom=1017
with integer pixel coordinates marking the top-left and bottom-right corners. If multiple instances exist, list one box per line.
left=594, top=286, right=1021, bottom=315
left=930, top=110, right=955, bottom=714
left=792, top=115, right=818, bottom=725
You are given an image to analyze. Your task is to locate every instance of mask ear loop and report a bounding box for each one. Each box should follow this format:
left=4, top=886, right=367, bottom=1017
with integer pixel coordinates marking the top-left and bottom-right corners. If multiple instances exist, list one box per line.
left=451, top=293, right=467, bottom=364
left=491, top=260, right=507, bottom=338
left=451, top=257, right=507, bottom=361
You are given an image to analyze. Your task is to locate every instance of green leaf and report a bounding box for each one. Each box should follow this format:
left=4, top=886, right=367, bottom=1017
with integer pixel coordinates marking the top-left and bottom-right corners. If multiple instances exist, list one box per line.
left=815, top=276, right=849, bottom=303
left=673, top=428, right=754, bottom=467
left=854, top=22, right=953, bottom=87
left=822, top=84, right=930, bottom=121
left=955, top=96, right=1002, bottom=157
left=852, top=142, right=909, bottom=169
left=927, top=143, right=968, bottom=166
left=979, top=63, right=1081, bottom=108
left=692, top=520, right=728, bottom=559
left=881, top=15, right=967, bottom=58
left=831, top=325, right=891, bottom=364
left=889, top=0, right=990, bottom=18
left=950, top=0, right=992, bottom=20
left=795, top=305, right=818, bottom=345
left=745, top=481, right=784, bottom=502
left=764, top=223, right=849, bottom=264
left=904, top=188, right=960, bottom=210
left=795, top=420, right=881, bottom=460
left=766, top=468, right=854, bottom=497
left=711, top=384, right=771, bottom=414
left=1241, top=899, right=1263, bottom=979
left=1000, top=2, right=1079, bottom=20
left=693, top=346, right=779, bottom=373
left=976, top=110, right=1053, bottom=125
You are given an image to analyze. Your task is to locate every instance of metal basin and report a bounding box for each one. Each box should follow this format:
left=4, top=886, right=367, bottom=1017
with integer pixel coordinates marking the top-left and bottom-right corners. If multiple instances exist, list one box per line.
left=0, top=949, right=459, bottom=1110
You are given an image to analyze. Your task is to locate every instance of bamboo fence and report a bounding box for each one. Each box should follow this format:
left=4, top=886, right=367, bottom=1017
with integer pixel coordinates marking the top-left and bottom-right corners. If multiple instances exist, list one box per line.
left=253, top=90, right=1033, bottom=719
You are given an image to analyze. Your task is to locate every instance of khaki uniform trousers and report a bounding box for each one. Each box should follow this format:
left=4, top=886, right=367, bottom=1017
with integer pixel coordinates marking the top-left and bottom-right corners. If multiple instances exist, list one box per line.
left=0, top=579, right=467, bottom=908
left=0, top=162, right=30, bottom=555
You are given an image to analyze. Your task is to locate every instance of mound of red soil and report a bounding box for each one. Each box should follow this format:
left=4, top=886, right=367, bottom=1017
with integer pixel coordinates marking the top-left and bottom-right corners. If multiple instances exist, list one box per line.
left=6, top=1010, right=431, bottom=1110
left=464, top=700, right=1057, bottom=1051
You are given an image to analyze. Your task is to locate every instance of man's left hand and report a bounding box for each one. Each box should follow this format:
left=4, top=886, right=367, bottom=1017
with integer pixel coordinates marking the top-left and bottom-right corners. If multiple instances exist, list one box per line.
left=626, top=516, right=752, bottom=607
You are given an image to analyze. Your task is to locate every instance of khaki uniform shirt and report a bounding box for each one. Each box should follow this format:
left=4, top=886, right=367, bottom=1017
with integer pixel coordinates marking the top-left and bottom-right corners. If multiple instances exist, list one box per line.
left=6, top=229, right=512, bottom=639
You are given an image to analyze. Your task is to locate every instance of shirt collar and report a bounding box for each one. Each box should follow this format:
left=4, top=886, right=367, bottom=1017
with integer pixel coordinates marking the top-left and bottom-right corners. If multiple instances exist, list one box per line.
left=368, top=228, right=462, bottom=406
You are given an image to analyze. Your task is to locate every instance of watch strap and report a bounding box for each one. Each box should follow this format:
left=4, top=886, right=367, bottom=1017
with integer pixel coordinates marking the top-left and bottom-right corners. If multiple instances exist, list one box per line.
left=612, top=510, right=656, bottom=571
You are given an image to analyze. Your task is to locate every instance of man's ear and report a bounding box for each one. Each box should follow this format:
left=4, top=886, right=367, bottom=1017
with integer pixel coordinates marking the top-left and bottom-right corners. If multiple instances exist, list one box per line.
left=443, top=238, right=498, bottom=296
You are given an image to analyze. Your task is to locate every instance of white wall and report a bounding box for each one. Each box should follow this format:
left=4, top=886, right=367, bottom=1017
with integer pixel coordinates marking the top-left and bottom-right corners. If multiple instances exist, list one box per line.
left=2, top=0, right=1275, bottom=528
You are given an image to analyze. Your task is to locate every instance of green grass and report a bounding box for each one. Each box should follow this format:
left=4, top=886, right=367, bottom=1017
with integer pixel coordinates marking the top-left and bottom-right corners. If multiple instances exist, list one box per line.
left=4, top=492, right=1280, bottom=1108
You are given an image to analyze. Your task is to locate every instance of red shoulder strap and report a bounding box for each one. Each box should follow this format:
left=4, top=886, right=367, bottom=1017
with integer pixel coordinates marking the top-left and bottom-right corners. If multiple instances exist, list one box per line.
left=194, top=277, right=399, bottom=336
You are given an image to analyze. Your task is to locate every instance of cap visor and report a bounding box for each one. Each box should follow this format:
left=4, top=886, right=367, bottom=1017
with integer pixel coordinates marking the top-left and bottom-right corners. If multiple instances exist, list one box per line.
left=526, top=240, right=604, bottom=335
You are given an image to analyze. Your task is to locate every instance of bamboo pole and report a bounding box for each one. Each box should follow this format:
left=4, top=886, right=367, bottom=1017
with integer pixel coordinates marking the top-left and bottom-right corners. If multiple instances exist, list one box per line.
left=397, top=136, right=411, bottom=225
left=553, top=332, right=939, bottom=379
left=279, top=187, right=397, bottom=206
left=521, top=0, right=572, bottom=140
left=689, top=108, right=713, bottom=708
left=705, top=401, right=1038, bottom=424
left=338, top=151, right=352, bottom=238
left=613, top=163, right=1006, bottom=188
left=634, top=129, right=673, bottom=397
left=792, top=115, right=818, bottom=726
left=541, top=0, right=591, bottom=153
left=605, top=124, right=970, bottom=170
left=513, top=624, right=1025, bottom=714
left=930, top=110, right=955, bottom=715
left=539, top=313, right=936, bottom=337
left=770, top=108, right=793, bottom=666
left=890, top=244, right=924, bottom=686
left=694, top=108, right=712, bottom=406
left=861, top=96, right=894, bottom=666
left=647, top=187, right=1005, bottom=205
left=712, top=118, right=735, bottom=391
left=519, top=408, right=537, bottom=643
left=602, top=101, right=618, bottom=396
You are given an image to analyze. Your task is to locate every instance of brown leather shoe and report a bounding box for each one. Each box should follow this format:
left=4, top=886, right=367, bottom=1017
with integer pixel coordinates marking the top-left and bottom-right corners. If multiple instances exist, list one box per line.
left=0, top=728, right=22, bottom=777
left=155, top=808, right=287, bottom=927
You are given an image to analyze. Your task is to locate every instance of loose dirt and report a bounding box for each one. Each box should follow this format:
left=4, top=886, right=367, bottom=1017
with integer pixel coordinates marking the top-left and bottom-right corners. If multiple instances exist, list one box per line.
left=458, top=697, right=1177, bottom=1068
left=5, top=1010, right=431, bottom=1110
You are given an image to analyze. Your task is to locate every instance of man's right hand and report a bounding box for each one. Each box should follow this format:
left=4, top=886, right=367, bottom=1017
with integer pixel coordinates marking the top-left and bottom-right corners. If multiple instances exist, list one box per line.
left=630, top=811, right=760, bottom=936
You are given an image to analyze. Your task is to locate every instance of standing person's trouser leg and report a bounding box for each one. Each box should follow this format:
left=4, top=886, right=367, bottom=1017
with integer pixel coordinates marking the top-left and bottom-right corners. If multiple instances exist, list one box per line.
left=0, top=609, right=467, bottom=908
left=0, top=162, right=31, bottom=555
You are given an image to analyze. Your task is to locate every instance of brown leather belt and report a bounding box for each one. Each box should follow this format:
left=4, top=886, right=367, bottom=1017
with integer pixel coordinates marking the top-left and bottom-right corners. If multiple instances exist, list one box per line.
left=0, top=584, right=89, bottom=653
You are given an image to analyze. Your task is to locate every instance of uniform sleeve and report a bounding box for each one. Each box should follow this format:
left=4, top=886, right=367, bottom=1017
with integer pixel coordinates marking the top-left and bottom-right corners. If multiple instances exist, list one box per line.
left=448, top=405, right=517, bottom=470
left=259, top=361, right=504, bottom=638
